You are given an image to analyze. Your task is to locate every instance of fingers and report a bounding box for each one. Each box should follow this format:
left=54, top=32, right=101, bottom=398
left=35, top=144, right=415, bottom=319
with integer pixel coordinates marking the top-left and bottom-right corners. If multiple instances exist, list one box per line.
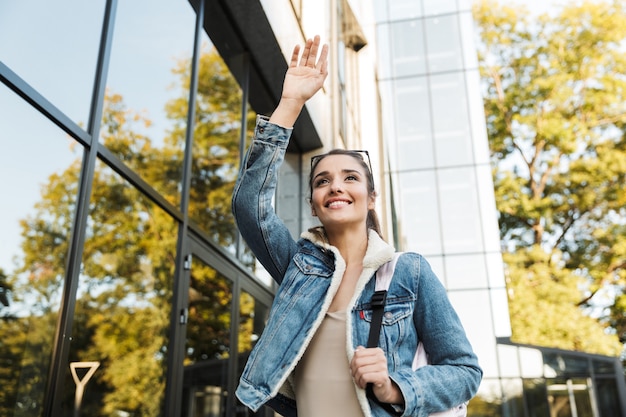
left=289, top=44, right=301, bottom=68
left=293, top=35, right=327, bottom=69
left=350, top=347, right=388, bottom=389
left=317, top=43, right=329, bottom=75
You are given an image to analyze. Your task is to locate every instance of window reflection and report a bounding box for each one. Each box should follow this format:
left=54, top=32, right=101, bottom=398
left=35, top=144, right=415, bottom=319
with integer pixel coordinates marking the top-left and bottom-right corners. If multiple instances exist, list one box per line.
left=0, top=0, right=104, bottom=123
left=189, top=35, right=255, bottom=256
left=430, top=73, right=473, bottom=167
left=182, top=258, right=232, bottom=417
left=105, top=0, right=196, bottom=206
left=59, top=161, right=177, bottom=417
left=0, top=84, right=82, bottom=417
left=543, top=353, right=590, bottom=377
left=424, top=14, right=463, bottom=73
left=438, top=167, right=484, bottom=254
left=390, top=20, right=427, bottom=77
left=445, top=254, right=488, bottom=290
left=236, top=291, right=269, bottom=416
left=397, top=170, right=442, bottom=255
left=422, top=0, right=457, bottom=16
left=388, top=0, right=423, bottom=20
left=501, top=378, right=524, bottom=417
left=468, top=378, right=504, bottom=417
left=394, top=77, right=434, bottom=171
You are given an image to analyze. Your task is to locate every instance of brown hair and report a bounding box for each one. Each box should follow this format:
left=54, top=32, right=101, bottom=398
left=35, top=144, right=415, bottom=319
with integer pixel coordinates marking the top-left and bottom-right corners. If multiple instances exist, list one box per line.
left=308, top=149, right=383, bottom=239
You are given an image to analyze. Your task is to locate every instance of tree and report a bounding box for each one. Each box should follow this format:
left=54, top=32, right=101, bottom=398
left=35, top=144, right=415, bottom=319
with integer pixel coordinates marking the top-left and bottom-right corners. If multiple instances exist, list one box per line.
left=473, top=0, right=626, bottom=356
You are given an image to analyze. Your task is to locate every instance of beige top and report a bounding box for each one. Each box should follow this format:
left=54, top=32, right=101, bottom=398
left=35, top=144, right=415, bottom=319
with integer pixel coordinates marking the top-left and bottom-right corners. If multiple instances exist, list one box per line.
left=294, top=310, right=365, bottom=417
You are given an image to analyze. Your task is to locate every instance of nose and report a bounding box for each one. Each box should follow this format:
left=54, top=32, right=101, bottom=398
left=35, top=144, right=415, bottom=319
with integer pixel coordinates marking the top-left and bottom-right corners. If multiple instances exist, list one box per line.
left=329, top=181, right=343, bottom=194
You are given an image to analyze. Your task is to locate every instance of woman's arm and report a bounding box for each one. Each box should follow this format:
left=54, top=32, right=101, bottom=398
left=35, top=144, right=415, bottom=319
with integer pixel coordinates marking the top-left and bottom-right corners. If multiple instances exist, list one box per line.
left=231, top=36, right=328, bottom=282
left=397, top=254, right=483, bottom=415
left=270, top=36, right=328, bottom=128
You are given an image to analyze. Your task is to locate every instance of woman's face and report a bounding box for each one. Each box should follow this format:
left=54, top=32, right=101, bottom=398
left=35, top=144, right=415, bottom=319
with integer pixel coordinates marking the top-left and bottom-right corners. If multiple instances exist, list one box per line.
left=310, top=154, right=375, bottom=231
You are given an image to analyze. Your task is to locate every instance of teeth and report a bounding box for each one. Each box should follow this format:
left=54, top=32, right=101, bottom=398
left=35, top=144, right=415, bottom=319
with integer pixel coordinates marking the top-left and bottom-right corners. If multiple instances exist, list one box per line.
left=328, top=201, right=349, bottom=208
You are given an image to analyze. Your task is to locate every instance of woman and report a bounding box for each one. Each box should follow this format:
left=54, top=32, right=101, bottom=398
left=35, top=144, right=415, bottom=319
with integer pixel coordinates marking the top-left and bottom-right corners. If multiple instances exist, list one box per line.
left=232, top=36, right=482, bottom=417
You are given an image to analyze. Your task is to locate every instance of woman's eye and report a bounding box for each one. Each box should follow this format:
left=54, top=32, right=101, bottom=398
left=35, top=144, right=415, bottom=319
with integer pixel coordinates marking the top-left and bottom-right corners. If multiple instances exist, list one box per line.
left=314, top=178, right=329, bottom=187
left=346, top=175, right=358, bottom=181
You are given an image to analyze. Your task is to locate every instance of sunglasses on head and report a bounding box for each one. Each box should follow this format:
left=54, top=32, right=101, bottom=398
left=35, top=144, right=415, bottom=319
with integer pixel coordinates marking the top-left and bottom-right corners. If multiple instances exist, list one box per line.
left=310, top=150, right=372, bottom=173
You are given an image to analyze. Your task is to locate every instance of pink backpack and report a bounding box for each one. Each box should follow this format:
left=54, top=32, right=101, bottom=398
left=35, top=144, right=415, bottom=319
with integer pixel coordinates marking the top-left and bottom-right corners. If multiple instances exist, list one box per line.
left=372, top=253, right=468, bottom=417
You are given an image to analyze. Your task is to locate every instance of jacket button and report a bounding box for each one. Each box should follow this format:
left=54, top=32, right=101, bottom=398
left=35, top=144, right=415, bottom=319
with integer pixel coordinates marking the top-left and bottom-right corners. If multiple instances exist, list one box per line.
left=258, top=127, right=265, bottom=133
left=384, top=312, right=393, bottom=319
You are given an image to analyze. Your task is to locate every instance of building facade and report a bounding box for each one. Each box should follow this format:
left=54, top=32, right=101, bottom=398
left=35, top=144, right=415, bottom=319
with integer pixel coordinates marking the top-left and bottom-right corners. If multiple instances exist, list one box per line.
left=0, top=1, right=624, bottom=417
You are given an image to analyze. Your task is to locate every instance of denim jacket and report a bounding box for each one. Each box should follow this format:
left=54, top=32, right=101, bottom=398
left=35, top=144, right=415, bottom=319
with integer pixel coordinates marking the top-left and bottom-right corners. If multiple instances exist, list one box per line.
left=232, top=116, right=482, bottom=417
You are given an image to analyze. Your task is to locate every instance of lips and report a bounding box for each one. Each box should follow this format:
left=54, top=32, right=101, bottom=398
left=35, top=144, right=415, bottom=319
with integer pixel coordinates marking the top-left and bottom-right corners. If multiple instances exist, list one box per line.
left=326, top=199, right=351, bottom=208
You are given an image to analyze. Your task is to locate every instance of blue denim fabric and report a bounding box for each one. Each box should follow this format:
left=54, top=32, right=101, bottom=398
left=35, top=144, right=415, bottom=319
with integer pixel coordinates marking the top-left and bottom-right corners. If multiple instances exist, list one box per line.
left=232, top=116, right=482, bottom=417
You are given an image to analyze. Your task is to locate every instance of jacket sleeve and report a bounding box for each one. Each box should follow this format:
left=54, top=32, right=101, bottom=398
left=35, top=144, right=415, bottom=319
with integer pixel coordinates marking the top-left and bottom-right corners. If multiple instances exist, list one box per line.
left=390, top=253, right=483, bottom=417
left=231, top=116, right=299, bottom=283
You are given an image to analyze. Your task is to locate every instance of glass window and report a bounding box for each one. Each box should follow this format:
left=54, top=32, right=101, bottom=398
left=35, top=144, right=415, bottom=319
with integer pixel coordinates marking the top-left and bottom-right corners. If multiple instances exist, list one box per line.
left=424, top=14, right=463, bottom=73
left=236, top=290, right=271, bottom=416
left=491, top=288, right=513, bottom=337
left=438, top=167, right=484, bottom=254
left=104, top=0, right=196, bottom=206
left=501, top=378, right=525, bottom=417
left=522, top=378, right=550, bottom=417
left=459, top=12, right=479, bottom=70
left=546, top=378, right=593, bottom=417
left=388, top=0, right=423, bottom=20
left=390, top=19, right=427, bottom=78
left=498, top=345, right=521, bottom=378
left=422, top=0, right=458, bottom=16
left=277, top=153, right=304, bottom=240
left=59, top=161, right=177, bottom=417
left=376, top=25, right=393, bottom=80
left=430, top=72, right=473, bottom=167
left=181, top=258, right=233, bottom=417
left=543, top=353, right=590, bottom=377
left=470, top=378, right=504, bottom=417
left=476, top=164, right=502, bottom=252
left=397, top=171, right=442, bottom=255
left=445, top=254, right=488, bottom=290
left=0, top=0, right=105, bottom=124
left=394, top=77, right=435, bottom=171
left=379, top=80, right=399, bottom=168
left=449, top=290, right=499, bottom=378
left=592, top=358, right=617, bottom=375
left=595, top=378, right=622, bottom=417
left=0, top=84, right=82, bottom=417
left=188, top=34, right=252, bottom=255
left=466, top=69, right=490, bottom=164
left=519, top=347, right=544, bottom=378
left=373, top=0, right=389, bottom=23
left=486, top=253, right=506, bottom=288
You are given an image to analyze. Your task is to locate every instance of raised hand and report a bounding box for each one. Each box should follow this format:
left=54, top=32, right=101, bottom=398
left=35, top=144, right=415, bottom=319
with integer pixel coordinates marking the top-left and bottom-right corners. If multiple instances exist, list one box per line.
left=281, top=35, right=329, bottom=103
left=269, top=35, right=329, bottom=128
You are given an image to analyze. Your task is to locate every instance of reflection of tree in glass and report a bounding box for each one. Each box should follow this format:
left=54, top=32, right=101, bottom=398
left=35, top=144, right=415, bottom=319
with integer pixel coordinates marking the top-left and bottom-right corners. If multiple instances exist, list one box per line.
left=2, top=47, right=254, bottom=417
left=170, top=45, right=257, bottom=254
left=185, top=263, right=232, bottom=364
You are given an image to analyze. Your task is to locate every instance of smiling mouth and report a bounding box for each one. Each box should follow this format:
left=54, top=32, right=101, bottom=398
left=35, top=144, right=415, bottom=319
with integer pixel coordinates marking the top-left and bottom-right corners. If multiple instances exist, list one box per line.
left=326, top=200, right=351, bottom=208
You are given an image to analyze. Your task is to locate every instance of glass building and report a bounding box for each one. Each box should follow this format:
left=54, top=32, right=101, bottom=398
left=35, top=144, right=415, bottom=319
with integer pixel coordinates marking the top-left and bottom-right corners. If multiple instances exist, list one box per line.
left=0, top=1, right=624, bottom=417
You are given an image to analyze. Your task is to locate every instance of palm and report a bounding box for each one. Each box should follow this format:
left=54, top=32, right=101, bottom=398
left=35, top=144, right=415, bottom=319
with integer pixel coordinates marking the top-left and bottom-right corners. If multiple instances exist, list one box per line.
left=281, top=66, right=326, bottom=101
left=281, top=36, right=328, bottom=103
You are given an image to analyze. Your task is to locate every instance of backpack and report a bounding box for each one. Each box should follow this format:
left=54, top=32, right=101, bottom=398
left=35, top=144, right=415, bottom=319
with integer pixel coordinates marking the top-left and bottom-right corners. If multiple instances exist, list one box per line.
left=367, top=253, right=468, bottom=417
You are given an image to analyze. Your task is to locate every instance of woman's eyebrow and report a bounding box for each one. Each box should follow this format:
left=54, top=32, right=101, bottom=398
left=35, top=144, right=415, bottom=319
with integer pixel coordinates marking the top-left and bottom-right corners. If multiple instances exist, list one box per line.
left=313, top=168, right=361, bottom=181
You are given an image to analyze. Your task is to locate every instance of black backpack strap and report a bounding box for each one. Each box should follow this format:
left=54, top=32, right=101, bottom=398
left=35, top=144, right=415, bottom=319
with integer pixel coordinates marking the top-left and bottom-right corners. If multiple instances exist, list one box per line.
left=366, top=289, right=387, bottom=348
left=365, top=257, right=403, bottom=415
